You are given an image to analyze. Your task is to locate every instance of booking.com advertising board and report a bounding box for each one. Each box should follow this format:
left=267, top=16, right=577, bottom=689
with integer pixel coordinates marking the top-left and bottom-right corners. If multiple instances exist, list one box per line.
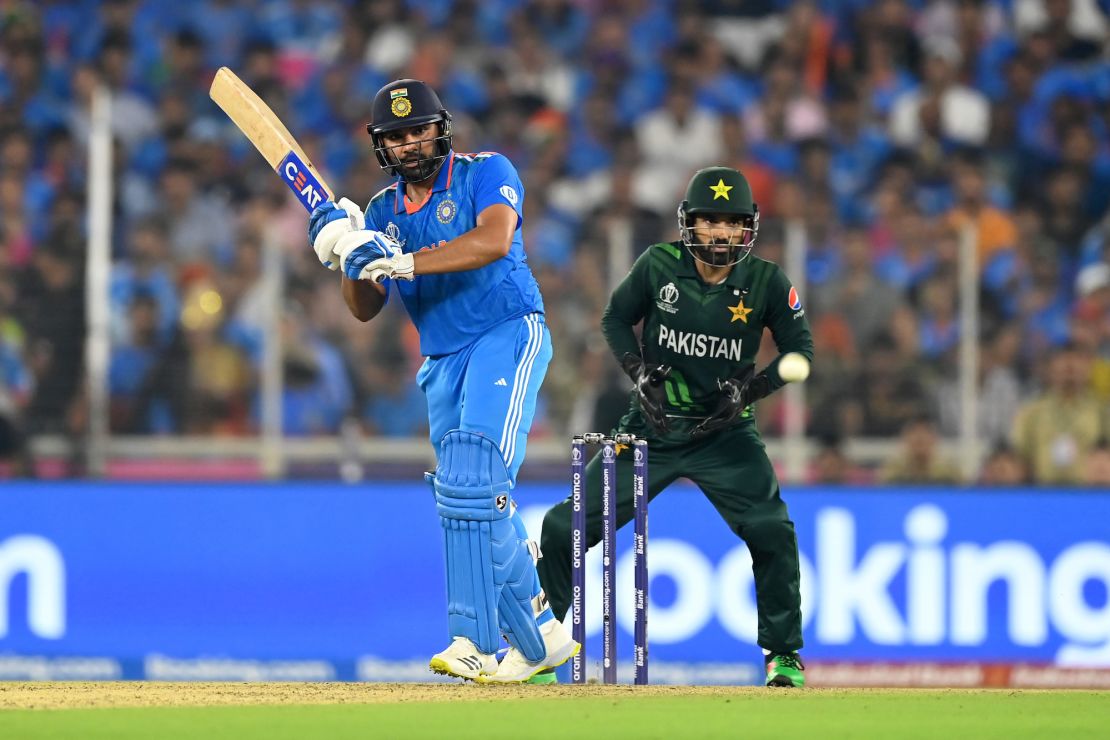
left=1, top=482, right=1108, bottom=685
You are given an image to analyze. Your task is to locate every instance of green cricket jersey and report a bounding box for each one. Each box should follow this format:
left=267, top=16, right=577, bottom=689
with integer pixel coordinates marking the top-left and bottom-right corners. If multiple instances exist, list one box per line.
left=602, top=241, right=814, bottom=438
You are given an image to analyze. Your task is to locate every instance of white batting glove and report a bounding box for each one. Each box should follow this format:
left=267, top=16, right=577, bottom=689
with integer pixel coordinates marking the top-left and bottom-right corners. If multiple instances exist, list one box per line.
left=334, top=228, right=414, bottom=282
left=308, top=197, right=365, bottom=271
left=365, top=251, right=416, bottom=283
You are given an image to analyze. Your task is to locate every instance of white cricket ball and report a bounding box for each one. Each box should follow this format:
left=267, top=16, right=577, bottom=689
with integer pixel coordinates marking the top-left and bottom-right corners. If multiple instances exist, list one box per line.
left=778, top=352, right=810, bottom=383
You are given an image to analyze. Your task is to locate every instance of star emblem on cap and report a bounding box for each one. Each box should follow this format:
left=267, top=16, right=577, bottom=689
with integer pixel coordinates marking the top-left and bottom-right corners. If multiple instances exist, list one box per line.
left=710, top=178, right=733, bottom=200
left=728, top=299, right=752, bottom=323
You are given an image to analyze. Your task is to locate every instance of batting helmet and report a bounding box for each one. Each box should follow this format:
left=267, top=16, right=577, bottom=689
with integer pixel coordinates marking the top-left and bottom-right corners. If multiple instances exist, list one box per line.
left=367, top=79, right=453, bottom=183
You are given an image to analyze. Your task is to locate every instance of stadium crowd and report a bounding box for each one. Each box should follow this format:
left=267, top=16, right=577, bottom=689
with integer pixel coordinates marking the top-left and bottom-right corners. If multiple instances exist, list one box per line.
left=1, top=0, right=1109, bottom=484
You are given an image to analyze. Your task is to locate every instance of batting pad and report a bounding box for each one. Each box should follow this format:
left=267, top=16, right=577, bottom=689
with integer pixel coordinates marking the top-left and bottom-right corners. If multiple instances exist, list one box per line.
left=434, top=431, right=545, bottom=661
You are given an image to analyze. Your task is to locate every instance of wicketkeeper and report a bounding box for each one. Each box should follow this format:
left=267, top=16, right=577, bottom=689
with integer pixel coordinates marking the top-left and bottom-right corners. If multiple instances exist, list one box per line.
left=538, top=166, right=814, bottom=687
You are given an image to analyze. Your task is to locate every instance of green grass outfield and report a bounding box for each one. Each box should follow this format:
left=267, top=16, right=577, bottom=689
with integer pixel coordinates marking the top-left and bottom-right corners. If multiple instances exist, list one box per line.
left=2, top=683, right=1107, bottom=739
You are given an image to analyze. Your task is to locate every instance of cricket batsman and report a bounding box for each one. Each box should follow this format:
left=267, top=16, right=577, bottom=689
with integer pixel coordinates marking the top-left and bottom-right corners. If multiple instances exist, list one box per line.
left=538, top=166, right=814, bottom=687
left=307, top=79, right=578, bottom=683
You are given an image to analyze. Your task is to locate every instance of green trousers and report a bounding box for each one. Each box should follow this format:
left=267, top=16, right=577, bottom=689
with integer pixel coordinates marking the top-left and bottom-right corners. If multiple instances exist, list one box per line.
left=537, top=421, right=803, bottom=654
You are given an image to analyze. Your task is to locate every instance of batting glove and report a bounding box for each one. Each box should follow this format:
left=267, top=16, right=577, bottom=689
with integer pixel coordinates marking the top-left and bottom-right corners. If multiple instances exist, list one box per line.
left=309, top=197, right=365, bottom=270
left=335, top=229, right=413, bottom=282
left=364, top=251, right=416, bottom=283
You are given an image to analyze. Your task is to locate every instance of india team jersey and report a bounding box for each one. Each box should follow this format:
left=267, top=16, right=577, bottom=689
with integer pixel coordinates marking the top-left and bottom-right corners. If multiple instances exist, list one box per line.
left=364, top=151, right=544, bottom=357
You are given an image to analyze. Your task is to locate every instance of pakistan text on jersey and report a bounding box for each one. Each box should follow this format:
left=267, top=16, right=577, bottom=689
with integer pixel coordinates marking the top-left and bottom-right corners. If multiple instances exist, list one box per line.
left=658, top=325, right=743, bottom=361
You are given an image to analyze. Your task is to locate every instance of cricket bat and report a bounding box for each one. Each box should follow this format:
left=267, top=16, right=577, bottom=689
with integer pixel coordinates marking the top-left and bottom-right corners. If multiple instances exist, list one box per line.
left=209, top=66, right=332, bottom=212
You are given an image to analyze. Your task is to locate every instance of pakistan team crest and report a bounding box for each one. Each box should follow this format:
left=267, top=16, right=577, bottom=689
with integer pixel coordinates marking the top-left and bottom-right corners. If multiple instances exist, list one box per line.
left=390, top=88, right=412, bottom=118
left=436, top=197, right=457, bottom=224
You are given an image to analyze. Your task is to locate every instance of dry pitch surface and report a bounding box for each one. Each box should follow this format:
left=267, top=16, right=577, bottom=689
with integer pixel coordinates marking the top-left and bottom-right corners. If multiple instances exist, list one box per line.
left=2, top=682, right=1106, bottom=740
left=1, top=681, right=738, bottom=709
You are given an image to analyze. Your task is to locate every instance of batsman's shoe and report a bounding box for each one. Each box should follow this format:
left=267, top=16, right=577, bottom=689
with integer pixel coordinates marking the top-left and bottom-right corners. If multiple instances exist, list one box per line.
left=765, top=652, right=805, bottom=688
left=429, top=637, right=497, bottom=681
left=477, top=619, right=580, bottom=684
left=492, top=648, right=556, bottom=683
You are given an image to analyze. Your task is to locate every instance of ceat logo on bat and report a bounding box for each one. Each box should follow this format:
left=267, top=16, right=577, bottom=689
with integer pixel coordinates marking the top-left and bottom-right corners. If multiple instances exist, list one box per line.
left=279, top=151, right=327, bottom=211
left=788, top=286, right=802, bottom=311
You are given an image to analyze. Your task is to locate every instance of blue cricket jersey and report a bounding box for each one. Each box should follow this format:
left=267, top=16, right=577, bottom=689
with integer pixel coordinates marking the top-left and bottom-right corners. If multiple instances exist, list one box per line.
left=364, top=151, right=545, bottom=357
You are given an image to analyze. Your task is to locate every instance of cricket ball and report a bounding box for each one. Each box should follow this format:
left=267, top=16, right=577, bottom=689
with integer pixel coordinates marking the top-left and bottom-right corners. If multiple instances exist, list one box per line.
left=778, top=352, right=810, bottom=383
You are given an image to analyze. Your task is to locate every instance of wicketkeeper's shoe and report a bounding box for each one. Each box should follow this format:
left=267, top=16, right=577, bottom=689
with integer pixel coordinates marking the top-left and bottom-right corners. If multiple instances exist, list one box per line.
left=765, top=652, right=805, bottom=688
left=429, top=637, right=498, bottom=681
left=526, top=668, right=557, bottom=685
left=476, top=619, right=580, bottom=684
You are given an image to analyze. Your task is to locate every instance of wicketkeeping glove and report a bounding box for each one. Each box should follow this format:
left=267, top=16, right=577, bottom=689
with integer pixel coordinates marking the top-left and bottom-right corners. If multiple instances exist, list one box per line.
left=308, top=197, right=365, bottom=270
left=621, top=354, right=672, bottom=433
left=691, top=365, right=771, bottom=439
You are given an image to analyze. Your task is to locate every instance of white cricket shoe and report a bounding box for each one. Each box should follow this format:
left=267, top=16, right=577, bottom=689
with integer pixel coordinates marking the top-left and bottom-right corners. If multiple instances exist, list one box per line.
left=429, top=637, right=498, bottom=681
left=476, top=619, right=581, bottom=684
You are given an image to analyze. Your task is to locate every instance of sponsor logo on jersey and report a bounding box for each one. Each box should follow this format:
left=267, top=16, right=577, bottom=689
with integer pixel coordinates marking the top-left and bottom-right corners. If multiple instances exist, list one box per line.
left=499, top=184, right=518, bottom=206
left=417, top=241, right=446, bottom=256
left=436, top=197, right=457, bottom=224
left=658, top=325, right=743, bottom=361
left=788, top=286, right=802, bottom=310
left=656, top=282, right=680, bottom=314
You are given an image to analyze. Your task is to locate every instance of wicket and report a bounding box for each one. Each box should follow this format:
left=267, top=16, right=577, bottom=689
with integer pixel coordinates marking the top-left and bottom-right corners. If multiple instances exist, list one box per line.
left=570, top=433, right=648, bottom=685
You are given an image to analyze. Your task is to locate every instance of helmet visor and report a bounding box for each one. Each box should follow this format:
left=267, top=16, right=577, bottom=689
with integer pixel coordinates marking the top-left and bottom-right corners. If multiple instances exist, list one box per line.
left=680, top=212, right=757, bottom=267
left=370, top=120, right=451, bottom=183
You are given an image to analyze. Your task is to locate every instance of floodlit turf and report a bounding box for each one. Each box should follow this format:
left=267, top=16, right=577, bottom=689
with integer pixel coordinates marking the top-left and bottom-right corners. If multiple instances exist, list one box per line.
left=1, top=686, right=1107, bottom=740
